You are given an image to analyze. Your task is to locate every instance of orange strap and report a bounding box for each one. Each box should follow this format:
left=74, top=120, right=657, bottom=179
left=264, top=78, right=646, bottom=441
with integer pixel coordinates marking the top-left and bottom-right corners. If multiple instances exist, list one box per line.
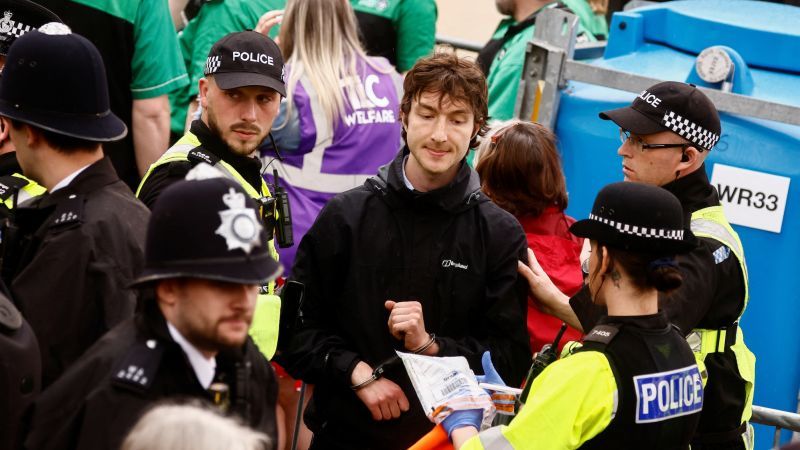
left=408, top=425, right=455, bottom=450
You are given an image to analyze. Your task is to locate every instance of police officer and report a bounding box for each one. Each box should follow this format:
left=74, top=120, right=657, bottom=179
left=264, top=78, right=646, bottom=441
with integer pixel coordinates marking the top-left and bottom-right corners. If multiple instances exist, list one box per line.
left=25, top=175, right=283, bottom=450
left=0, top=3, right=61, bottom=448
left=523, top=81, right=754, bottom=449
left=136, top=30, right=285, bottom=359
left=0, top=26, right=149, bottom=388
left=0, top=0, right=61, bottom=214
left=446, top=182, right=703, bottom=449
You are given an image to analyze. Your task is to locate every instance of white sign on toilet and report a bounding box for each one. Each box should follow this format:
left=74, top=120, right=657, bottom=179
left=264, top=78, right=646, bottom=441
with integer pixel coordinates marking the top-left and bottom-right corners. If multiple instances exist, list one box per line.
left=710, top=163, right=791, bottom=233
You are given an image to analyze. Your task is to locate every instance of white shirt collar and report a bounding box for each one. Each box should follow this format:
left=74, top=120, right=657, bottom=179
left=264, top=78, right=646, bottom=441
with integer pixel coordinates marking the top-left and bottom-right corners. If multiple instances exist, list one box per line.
left=401, top=155, right=415, bottom=190
left=50, top=164, right=92, bottom=193
left=167, top=322, right=217, bottom=389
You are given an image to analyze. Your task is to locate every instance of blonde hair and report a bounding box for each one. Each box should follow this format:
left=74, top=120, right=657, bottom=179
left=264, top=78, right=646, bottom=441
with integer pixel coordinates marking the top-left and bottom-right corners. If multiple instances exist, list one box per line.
left=277, top=0, right=393, bottom=127
left=121, top=402, right=270, bottom=450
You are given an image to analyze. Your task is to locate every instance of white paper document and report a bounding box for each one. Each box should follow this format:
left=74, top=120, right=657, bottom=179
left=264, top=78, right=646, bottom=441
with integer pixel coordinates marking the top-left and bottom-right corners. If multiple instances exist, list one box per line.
left=397, top=351, right=496, bottom=429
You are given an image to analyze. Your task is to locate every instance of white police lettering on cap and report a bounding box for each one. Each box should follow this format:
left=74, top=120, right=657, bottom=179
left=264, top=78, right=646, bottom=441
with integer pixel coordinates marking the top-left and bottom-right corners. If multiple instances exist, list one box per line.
left=232, top=51, right=274, bottom=66
left=38, top=22, right=71, bottom=35
left=638, top=90, right=662, bottom=108
left=215, top=188, right=263, bottom=254
left=634, top=364, right=703, bottom=424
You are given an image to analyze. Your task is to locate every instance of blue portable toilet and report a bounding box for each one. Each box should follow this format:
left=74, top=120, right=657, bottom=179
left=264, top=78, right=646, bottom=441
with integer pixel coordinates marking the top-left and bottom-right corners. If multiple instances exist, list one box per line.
left=550, top=1, right=800, bottom=447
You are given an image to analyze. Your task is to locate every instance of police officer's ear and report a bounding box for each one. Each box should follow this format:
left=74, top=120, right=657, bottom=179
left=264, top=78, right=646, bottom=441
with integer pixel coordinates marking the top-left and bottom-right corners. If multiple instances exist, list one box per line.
left=598, top=245, right=612, bottom=277
left=677, top=145, right=703, bottom=175
left=198, top=77, right=211, bottom=109
left=0, top=117, right=9, bottom=147
left=154, top=279, right=182, bottom=310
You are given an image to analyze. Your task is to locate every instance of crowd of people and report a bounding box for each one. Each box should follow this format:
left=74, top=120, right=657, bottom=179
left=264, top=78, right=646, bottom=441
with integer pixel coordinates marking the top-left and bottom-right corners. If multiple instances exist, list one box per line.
left=0, top=0, right=773, bottom=449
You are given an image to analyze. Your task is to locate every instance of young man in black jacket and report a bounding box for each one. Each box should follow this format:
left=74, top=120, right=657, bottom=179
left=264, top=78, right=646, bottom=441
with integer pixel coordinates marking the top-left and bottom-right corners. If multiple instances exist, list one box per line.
left=521, top=81, right=755, bottom=450
left=280, top=53, right=531, bottom=450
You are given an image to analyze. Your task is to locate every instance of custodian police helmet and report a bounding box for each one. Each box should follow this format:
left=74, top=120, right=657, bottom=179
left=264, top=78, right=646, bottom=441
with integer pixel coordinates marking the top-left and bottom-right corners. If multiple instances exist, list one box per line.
left=132, top=176, right=282, bottom=286
left=0, top=26, right=126, bottom=141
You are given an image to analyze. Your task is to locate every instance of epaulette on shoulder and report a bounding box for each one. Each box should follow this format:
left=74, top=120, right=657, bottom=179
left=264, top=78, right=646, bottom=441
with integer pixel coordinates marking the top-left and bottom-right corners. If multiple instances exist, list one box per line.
left=49, top=193, right=84, bottom=229
left=110, top=338, right=165, bottom=394
left=582, top=324, right=621, bottom=346
left=0, top=175, right=29, bottom=202
left=187, top=148, right=221, bottom=166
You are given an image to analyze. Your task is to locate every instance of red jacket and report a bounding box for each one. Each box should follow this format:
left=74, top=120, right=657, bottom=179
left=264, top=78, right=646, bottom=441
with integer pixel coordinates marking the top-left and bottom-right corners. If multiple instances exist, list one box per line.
left=517, top=208, right=584, bottom=353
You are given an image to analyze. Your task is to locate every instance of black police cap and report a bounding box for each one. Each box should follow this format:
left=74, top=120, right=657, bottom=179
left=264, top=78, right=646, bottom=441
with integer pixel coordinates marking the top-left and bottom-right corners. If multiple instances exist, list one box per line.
left=204, top=30, right=285, bottom=96
left=0, top=0, right=61, bottom=56
left=570, top=182, right=696, bottom=254
left=600, top=81, right=721, bottom=151
left=132, top=177, right=282, bottom=286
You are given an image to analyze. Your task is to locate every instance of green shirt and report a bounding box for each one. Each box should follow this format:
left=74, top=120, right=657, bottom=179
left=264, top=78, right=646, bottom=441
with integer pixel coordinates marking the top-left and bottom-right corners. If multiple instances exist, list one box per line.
left=168, top=0, right=284, bottom=134
left=486, top=0, right=607, bottom=122
left=71, top=0, right=189, bottom=100
left=350, top=0, right=437, bottom=72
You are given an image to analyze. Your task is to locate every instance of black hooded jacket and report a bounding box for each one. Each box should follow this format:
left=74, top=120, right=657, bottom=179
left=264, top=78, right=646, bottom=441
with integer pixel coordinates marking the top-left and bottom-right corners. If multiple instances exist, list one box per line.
left=280, top=148, right=531, bottom=449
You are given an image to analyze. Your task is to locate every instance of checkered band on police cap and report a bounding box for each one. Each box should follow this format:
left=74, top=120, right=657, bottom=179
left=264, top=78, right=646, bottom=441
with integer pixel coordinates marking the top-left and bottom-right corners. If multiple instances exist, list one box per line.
left=0, top=0, right=62, bottom=55
left=600, top=81, right=722, bottom=151
left=661, top=110, right=720, bottom=151
left=204, top=55, right=221, bottom=75
left=588, top=213, right=685, bottom=241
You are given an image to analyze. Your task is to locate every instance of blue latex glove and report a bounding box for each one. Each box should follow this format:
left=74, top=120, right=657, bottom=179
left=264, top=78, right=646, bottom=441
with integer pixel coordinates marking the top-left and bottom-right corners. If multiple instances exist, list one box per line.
left=475, top=351, right=507, bottom=387
left=441, top=409, right=483, bottom=437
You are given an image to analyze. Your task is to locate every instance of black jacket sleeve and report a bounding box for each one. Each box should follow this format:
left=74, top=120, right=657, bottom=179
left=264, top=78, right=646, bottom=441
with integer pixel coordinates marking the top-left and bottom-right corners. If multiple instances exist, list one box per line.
left=436, top=212, right=532, bottom=386
left=660, top=237, right=744, bottom=334
left=137, top=161, right=192, bottom=209
left=280, top=197, right=361, bottom=387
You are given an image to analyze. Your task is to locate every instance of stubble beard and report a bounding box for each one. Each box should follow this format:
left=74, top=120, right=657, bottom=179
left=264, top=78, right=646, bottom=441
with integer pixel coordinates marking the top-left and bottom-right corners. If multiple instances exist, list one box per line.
left=206, top=105, right=266, bottom=157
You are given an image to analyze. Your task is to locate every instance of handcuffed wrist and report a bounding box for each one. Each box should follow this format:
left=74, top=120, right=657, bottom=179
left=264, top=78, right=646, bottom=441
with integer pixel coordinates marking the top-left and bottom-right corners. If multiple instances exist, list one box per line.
left=350, top=363, right=389, bottom=391
left=411, top=333, right=437, bottom=354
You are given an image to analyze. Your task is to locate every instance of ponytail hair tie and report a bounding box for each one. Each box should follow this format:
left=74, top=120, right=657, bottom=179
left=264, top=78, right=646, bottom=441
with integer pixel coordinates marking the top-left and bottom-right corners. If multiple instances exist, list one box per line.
left=648, top=257, right=678, bottom=271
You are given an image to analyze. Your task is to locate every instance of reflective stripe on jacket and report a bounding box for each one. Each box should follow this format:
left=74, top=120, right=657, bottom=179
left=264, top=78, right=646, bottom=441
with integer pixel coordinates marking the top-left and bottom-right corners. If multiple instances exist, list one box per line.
left=689, top=205, right=755, bottom=432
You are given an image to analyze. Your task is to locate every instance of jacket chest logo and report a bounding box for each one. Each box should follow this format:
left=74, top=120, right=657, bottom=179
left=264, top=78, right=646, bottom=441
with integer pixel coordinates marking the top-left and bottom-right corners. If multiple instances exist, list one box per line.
left=441, top=259, right=468, bottom=270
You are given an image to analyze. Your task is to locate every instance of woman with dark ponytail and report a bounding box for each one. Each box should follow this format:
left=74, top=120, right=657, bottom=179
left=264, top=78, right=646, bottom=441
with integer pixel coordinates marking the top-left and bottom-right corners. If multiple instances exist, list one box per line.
left=439, top=182, right=705, bottom=450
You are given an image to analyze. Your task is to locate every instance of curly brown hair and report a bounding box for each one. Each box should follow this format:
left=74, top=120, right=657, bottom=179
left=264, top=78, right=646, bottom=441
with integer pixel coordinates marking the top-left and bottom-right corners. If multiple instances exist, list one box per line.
left=476, top=120, right=568, bottom=217
left=400, top=52, right=489, bottom=149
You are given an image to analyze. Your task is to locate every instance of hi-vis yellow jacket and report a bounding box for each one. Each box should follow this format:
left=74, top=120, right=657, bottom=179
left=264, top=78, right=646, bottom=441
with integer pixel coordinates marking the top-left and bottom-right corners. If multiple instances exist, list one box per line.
left=137, top=132, right=282, bottom=360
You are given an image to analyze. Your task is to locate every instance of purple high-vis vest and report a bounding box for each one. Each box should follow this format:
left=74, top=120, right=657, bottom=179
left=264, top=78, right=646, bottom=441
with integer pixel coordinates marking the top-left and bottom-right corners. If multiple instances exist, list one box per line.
left=263, top=57, right=403, bottom=274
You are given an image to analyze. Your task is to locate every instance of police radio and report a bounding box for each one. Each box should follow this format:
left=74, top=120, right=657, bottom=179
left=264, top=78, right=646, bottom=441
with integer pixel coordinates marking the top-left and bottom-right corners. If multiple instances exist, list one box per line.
left=518, top=322, right=568, bottom=407
left=272, top=169, right=293, bottom=248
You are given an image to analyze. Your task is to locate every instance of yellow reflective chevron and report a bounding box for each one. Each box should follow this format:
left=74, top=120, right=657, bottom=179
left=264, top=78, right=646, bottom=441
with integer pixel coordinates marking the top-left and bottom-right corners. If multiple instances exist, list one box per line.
left=137, top=132, right=282, bottom=360
left=1, top=173, right=46, bottom=210
left=689, top=206, right=755, bottom=424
